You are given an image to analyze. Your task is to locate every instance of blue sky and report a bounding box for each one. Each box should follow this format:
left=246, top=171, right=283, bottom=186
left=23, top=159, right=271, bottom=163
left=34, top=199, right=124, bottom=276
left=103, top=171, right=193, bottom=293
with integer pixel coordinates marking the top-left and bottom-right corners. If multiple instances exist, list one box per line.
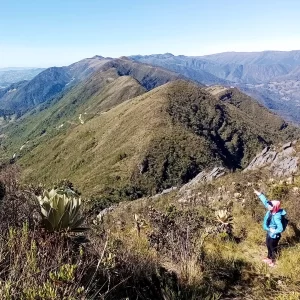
left=0, top=0, right=300, bottom=67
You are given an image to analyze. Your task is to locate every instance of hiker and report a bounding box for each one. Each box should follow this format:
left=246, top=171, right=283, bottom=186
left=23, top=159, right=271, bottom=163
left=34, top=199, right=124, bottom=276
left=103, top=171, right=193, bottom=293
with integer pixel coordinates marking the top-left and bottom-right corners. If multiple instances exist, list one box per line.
left=253, top=189, right=287, bottom=267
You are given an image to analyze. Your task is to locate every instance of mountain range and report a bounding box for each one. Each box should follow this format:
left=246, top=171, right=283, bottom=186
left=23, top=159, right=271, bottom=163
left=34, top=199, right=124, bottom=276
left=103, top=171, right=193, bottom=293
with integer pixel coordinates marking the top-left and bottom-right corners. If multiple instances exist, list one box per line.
left=0, top=56, right=185, bottom=116
left=1, top=53, right=300, bottom=300
left=0, top=54, right=298, bottom=203
left=131, top=51, right=300, bottom=123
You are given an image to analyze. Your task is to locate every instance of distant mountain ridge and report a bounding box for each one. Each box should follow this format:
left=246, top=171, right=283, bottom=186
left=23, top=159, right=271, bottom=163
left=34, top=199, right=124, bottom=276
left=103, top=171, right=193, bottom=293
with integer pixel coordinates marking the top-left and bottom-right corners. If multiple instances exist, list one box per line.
left=4, top=50, right=300, bottom=123
left=132, top=50, right=300, bottom=84
left=0, top=56, right=112, bottom=114
left=0, top=56, right=187, bottom=116
left=131, top=51, right=300, bottom=123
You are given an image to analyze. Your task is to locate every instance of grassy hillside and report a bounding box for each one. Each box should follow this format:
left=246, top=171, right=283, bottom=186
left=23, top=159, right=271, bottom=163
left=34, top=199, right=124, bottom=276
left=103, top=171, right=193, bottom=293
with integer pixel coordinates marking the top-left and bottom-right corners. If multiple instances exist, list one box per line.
left=0, top=69, right=145, bottom=155
left=0, top=77, right=300, bottom=298
left=8, top=80, right=298, bottom=205
left=0, top=56, right=112, bottom=114
left=0, top=56, right=185, bottom=118
left=206, top=86, right=296, bottom=136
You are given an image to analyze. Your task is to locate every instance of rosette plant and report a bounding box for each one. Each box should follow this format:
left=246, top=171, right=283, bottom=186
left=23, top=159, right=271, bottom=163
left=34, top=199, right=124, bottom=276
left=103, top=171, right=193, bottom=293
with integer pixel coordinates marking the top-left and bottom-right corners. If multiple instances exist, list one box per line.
left=37, top=188, right=86, bottom=232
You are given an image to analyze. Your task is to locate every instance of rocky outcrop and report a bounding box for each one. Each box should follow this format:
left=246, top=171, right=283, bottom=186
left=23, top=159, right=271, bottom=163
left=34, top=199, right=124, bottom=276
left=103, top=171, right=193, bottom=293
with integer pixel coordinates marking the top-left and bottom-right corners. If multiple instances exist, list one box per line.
left=149, top=167, right=227, bottom=201
left=148, top=141, right=299, bottom=203
left=243, top=140, right=299, bottom=176
left=179, top=167, right=227, bottom=193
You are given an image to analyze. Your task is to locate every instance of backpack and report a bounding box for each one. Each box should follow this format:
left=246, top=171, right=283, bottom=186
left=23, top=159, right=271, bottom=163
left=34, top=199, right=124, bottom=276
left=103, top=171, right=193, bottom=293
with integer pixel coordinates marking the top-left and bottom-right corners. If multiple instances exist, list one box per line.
left=266, top=213, right=289, bottom=232
left=281, top=215, right=289, bottom=232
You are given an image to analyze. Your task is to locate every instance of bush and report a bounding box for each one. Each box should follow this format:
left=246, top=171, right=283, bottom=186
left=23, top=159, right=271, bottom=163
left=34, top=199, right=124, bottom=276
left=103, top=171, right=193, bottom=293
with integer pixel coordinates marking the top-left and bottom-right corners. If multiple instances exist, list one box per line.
left=269, top=183, right=289, bottom=200
left=0, top=165, right=39, bottom=231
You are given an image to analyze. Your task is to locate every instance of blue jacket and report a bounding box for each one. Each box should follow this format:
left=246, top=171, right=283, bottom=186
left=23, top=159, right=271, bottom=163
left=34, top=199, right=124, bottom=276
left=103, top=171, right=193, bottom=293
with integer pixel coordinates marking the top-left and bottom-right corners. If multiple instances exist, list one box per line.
left=258, top=194, right=287, bottom=239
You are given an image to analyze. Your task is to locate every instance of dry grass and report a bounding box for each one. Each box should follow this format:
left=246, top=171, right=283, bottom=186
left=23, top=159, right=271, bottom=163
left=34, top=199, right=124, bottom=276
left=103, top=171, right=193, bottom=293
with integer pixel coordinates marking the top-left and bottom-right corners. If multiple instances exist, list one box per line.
left=94, top=168, right=300, bottom=299
left=1, top=160, right=300, bottom=298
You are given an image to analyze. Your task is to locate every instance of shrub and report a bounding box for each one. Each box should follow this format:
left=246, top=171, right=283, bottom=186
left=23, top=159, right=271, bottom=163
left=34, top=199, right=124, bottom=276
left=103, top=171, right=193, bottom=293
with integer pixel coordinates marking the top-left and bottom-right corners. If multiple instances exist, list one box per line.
left=269, top=183, right=289, bottom=200
left=0, top=165, right=39, bottom=231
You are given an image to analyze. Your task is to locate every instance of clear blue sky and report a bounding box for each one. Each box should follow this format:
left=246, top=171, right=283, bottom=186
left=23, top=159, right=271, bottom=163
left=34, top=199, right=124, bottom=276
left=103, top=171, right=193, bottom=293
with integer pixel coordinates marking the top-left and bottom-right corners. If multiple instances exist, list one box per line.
left=0, top=0, right=300, bottom=67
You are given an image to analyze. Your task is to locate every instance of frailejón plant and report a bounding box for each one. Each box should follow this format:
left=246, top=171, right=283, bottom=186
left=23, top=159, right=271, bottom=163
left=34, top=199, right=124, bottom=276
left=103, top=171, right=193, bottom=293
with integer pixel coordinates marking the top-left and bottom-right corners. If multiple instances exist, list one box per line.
left=215, top=209, right=233, bottom=225
left=37, top=188, right=86, bottom=232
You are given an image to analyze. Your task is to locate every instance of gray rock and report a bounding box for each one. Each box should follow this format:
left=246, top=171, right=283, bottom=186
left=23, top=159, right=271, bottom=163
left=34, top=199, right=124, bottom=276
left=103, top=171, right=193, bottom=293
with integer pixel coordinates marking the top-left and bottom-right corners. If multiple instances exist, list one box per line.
left=282, top=141, right=292, bottom=150
left=245, top=150, right=277, bottom=171
left=180, top=166, right=227, bottom=192
left=244, top=141, right=299, bottom=177
left=97, top=205, right=118, bottom=220
left=261, top=146, right=270, bottom=155
left=151, top=186, right=178, bottom=199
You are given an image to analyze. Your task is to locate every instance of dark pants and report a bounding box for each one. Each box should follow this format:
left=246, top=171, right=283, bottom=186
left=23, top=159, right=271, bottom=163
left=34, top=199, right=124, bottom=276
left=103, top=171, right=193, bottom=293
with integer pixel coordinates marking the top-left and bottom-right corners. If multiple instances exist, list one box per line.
left=266, top=235, right=281, bottom=260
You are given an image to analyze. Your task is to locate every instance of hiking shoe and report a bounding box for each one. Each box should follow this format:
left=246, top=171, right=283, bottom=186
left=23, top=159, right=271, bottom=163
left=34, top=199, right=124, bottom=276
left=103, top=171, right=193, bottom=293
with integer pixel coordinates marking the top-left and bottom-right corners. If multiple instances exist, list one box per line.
left=268, top=261, right=276, bottom=267
left=262, top=258, right=272, bottom=263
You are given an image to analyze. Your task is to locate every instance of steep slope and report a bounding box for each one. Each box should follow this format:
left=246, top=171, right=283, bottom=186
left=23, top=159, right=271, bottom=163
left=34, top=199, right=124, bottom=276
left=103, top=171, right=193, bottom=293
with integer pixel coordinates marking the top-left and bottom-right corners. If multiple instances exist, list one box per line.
left=275, top=65, right=300, bottom=81
left=13, top=80, right=299, bottom=201
left=0, top=67, right=72, bottom=112
left=132, top=51, right=300, bottom=84
left=202, top=50, right=300, bottom=66
left=0, top=56, right=112, bottom=114
left=97, top=56, right=189, bottom=90
left=205, top=85, right=295, bottom=132
left=239, top=83, right=300, bottom=124
left=202, top=51, right=300, bottom=83
left=0, top=57, right=188, bottom=155
left=95, top=144, right=300, bottom=299
left=0, top=81, right=28, bottom=117
left=0, top=70, right=146, bottom=156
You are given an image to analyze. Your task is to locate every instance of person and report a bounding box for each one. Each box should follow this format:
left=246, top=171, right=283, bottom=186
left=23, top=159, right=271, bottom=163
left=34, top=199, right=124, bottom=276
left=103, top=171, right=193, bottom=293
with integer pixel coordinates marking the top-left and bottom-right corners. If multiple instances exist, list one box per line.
left=253, top=189, right=287, bottom=267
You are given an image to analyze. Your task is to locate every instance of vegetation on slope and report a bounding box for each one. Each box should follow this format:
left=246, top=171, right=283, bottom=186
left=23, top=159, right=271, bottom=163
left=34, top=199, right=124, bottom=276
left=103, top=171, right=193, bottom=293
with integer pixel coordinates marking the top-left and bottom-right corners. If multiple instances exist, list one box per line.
left=0, top=71, right=145, bottom=158
left=1, top=155, right=300, bottom=299
left=2, top=80, right=297, bottom=208
left=93, top=164, right=300, bottom=299
left=0, top=56, right=112, bottom=115
left=0, top=68, right=44, bottom=88
left=0, top=56, right=185, bottom=119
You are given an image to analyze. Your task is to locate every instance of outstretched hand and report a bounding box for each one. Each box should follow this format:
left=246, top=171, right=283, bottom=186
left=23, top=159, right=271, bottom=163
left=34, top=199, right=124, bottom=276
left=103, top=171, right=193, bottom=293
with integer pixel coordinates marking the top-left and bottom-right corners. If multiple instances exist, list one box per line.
left=253, top=189, right=261, bottom=196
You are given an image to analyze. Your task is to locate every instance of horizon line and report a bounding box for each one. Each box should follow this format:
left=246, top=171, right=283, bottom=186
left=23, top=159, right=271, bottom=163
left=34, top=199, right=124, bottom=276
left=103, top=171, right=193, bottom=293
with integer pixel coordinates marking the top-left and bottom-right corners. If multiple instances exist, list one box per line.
left=1, top=48, right=300, bottom=69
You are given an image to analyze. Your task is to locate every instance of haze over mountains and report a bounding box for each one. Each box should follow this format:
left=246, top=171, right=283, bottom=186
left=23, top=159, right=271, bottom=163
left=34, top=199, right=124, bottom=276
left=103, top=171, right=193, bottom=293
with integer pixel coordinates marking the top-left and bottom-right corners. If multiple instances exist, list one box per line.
left=132, top=50, right=300, bottom=123
left=0, top=67, right=45, bottom=89
left=0, top=53, right=299, bottom=201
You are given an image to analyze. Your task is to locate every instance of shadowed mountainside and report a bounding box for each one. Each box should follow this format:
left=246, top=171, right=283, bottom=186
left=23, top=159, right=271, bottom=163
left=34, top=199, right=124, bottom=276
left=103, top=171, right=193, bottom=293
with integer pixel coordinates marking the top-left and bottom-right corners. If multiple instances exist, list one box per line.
left=0, top=56, right=112, bottom=114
